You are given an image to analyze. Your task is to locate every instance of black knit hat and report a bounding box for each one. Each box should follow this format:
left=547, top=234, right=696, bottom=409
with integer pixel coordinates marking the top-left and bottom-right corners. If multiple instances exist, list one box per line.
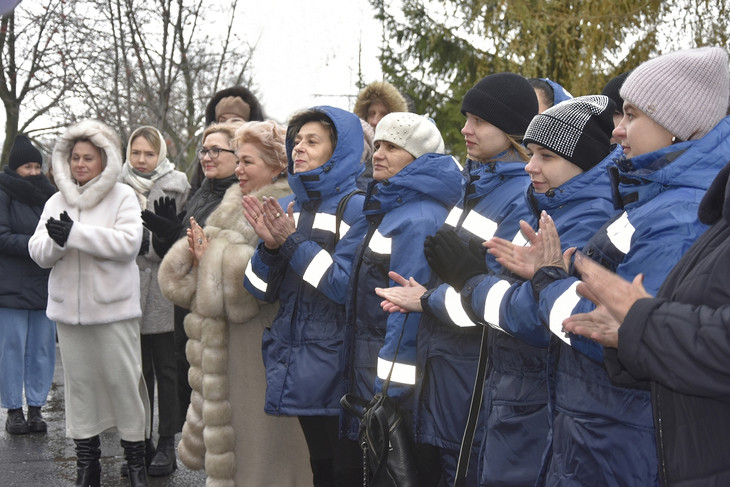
left=601, top=71, right=631, bottom=114
left=523, top=95, right=616, bottom=172
left=8, top=134, right=42, bottom=170
left=461, top=73, right=539, bottom=136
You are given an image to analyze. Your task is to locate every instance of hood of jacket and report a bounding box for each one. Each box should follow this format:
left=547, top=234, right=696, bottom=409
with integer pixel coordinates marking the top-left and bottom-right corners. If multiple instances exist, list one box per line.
left=613, top=115, right=730, bottom=210
left=364, top=152, right=464, bottom=214
left=527, top=145, right=622, bottom=216
left=285, top=106, right=364, bottom=204
left=52, top=119, right=123, bottom=210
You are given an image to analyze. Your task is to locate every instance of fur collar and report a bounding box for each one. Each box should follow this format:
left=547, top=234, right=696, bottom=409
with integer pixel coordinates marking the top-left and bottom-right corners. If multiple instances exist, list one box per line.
left=205, top=178, right=292, bottom=238
left=52, top=119, right=123, bottom=210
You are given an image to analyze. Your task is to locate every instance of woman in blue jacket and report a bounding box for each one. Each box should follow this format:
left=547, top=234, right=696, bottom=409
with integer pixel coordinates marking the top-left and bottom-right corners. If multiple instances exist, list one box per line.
left=489, top=47, right=729, bottom=487
left=0, top=135, right=56, bottom=435
left=342, top=111, right=463, bottom=484
left=242, top=106, right=368, bottom=487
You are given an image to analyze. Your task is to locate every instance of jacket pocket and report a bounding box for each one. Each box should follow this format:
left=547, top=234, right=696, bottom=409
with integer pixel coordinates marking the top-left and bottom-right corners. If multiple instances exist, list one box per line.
left=92, top=258, right=134, bottom=304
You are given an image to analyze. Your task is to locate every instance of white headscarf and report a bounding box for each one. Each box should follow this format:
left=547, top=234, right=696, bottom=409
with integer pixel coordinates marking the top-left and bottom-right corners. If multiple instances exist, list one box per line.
left=121, top=126, right=176, bottom=208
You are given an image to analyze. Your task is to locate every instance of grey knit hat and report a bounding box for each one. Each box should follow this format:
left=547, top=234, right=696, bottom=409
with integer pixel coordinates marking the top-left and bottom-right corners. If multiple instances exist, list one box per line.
left=620, top=46, right=729, bottom=141
left=524, top=95, right=615, bottom=171
left=374, top=112, right=445, bottom=159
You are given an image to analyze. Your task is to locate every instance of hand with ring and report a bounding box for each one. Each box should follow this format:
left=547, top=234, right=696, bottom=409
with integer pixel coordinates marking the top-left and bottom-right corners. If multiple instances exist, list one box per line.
left=243, top=195, right=278, bottom=248
left=261, top=197, right=296, bottom=247
left=186, top=217, right=208, bottom=266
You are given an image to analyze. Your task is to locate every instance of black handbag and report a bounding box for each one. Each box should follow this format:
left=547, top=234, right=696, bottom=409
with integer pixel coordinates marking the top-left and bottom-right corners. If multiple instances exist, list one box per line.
left=341, top=318, right=420, bottom=487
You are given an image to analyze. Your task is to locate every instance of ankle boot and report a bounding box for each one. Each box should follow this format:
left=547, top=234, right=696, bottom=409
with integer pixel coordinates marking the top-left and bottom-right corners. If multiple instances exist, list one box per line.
left=27, top=406, right=48, bottom=433
left=5, top=408, right=30, bottom=435
left=148, top=435, right=177, bottom=476
left=121, top=439, right=149, bottom=487
left=120, top=437, right=155, bottom=478
left=74, top=436, right=101, bottom=487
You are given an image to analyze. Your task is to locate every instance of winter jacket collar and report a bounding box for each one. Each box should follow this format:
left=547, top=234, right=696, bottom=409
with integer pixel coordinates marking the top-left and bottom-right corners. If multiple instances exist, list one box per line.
left=364, top=152, right=464, bottom=214
left=613, top=115, right=730, bottom=211
left=465, top=157, right=527, bottom=204
left=527, top=145, right=621, bottom=216
left=285, top=106, right=363, bottom=204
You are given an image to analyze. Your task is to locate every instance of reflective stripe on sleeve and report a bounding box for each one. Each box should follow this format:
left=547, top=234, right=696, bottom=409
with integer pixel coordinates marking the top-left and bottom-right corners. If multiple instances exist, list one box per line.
left=483, top=280, right=511, bottom=333
left=512, top=229, right=529, bottom=247
left=462, top=211, right=499, bottom=242
left=302, top=249, right=334, bottom=289
left=444, top=286, right=477, bottom=327
left=548, top=281, right=581, bottom=345
left=368, top=230, right=392, bottom=255
left=377, top=357, right=416, bottom=385
left=606, top=211, right=634, bottom=255
left=244, top=260, right=267, bottom=293
left=444, top=207, right=463, bottom=228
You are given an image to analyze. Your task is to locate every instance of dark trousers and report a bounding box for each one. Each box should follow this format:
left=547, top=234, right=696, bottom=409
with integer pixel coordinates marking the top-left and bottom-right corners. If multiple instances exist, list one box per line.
left=298, top=415, right=361, bottom=487
left=173, top=305, right=192, bottom=427
left=141, top=331, right=181, bottom=437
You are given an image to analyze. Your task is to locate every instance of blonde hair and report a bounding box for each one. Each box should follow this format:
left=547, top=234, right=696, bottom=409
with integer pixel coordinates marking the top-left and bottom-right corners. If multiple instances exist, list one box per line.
left=202, top=121, right=243, bottom=146
left=233, top=120, right=288, bottom=173
left=129, top=126, right=162, bottom=154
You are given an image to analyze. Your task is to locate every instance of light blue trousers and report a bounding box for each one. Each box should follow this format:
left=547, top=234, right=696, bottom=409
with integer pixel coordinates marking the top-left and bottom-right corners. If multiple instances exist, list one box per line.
left=0, top=308, right=56, bottom=409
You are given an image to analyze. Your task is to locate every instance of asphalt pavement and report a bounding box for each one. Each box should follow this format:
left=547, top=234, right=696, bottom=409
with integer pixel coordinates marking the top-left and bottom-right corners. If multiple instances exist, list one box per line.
left=0, top=344, right=207, bottom=486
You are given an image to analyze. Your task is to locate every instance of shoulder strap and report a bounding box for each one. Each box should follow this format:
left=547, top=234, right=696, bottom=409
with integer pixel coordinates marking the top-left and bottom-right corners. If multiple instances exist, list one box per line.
left=335, top=189, right=365, bottom=243
left=453, top=327, right=489, bottom=487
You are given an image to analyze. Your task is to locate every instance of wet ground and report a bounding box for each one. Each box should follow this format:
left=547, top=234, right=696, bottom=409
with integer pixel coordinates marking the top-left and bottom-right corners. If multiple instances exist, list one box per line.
left=0, top=345, right=207, bottom=486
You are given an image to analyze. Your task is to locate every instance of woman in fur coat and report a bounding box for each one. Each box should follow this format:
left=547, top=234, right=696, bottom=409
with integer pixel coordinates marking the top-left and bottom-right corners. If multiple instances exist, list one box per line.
left=121, top=126, right=190, bottom=476
left=28, top=119, right=150, bottom=487
left=158, top=121, right=311, bottom=487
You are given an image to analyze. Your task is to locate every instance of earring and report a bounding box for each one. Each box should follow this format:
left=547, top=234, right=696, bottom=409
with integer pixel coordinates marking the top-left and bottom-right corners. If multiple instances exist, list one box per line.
left=272, top=175, right=278, bottom=183
left=671, top=136, right=677, bottom=143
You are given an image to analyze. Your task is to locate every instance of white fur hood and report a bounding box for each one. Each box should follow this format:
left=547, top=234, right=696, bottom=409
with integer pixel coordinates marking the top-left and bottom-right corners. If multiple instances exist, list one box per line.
left=52, top=119, right=123, bottom=210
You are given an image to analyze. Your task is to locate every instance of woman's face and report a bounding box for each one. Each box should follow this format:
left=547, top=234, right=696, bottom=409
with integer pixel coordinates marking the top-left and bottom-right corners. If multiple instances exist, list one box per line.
left=71, top=141, right=103, bottom=186
left=235, top=142, right=280, bottom=195
left=129, top=136, right=159, bottom=173
left=525, top=143, right=583, bottom=193
left=372, top=141, right=415, bottom=181
left=16, top=162, right=42, bottom=177
left=199, top=132, right=237, bottom=179
left=613, top=103, right=674, bottom=158
left=291, top=121, right=334, bottom=173
left=461, top=112, right=511, bottom=162
left=366, top=100, right=389, bottom=129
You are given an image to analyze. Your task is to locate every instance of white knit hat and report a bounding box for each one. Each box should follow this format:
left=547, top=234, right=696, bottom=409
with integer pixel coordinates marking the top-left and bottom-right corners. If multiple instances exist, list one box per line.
left=374, top=112, right=445, bottom=159
left=620, top=46, right=729, bottom=141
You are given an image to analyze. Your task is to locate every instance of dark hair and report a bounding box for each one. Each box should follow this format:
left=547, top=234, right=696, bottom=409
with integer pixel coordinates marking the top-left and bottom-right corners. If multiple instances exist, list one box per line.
left=528, top=78, right=555, bottom=110
left=287, top=110, right=338, bottom=149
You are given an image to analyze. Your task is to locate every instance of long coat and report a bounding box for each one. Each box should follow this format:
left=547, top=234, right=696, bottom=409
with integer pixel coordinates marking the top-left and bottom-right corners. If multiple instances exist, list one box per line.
left=158, top=180, right=311, bottom=487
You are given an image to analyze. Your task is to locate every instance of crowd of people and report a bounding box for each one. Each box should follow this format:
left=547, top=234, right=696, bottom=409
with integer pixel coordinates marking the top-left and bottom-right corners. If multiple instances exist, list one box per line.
left=0, top=45, right=729, bottom=487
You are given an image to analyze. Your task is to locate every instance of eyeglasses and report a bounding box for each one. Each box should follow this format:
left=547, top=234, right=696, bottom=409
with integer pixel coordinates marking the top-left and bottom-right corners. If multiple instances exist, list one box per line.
left=198, top=147, right=236, bottom=159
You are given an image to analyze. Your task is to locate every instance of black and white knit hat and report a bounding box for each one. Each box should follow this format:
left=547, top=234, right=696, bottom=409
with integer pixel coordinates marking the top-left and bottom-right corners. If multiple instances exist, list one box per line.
left=461, top=72, right=538, bottom=136
left=523, top=95, right=616, bottom=171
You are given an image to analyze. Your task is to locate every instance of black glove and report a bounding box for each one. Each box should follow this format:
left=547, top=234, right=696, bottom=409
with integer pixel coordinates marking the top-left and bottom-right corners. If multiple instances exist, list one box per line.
left=46, top=211, right=74, bottom=247
left=424, top=229, right=488, bottom=291
left=141, top=196, right=183, bottom=237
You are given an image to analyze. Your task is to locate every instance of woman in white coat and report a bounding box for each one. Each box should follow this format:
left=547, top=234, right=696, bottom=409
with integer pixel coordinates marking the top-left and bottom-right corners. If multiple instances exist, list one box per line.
left=158, top=120, right=311, bottom=486
left=28, top=119, right=150, bottom=487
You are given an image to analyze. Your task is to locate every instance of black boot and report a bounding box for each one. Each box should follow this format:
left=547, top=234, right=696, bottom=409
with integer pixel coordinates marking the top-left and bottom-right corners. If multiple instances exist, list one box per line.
left=27, top=406, right=47, bottom=433
left=148, top=435, right=177, bottom=477
left=5, top=408, right=30, bottom=435
left=121, top=439, right=149, bottom=487
left=74, top=436, right=101, bottom=487
left=120, top=437, right=155, bottom=478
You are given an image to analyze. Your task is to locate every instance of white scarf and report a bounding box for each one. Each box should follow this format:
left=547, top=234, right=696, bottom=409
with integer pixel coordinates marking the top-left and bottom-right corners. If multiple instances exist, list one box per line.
left=121, top=158, right=175, bottom=209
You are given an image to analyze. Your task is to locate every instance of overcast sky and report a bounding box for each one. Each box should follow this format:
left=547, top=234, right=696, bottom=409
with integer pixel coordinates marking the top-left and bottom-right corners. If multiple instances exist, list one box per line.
left=238, top=0, right=384, bottom=123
